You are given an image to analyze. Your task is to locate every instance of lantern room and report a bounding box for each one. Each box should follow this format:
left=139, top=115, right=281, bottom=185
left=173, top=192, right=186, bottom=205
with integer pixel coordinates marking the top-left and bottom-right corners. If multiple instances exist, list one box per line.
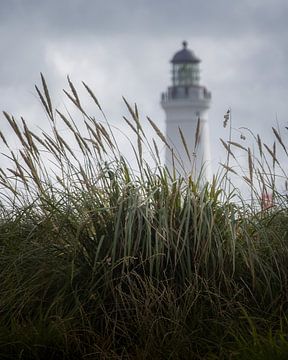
left=171, top=41, right=200, bottom=87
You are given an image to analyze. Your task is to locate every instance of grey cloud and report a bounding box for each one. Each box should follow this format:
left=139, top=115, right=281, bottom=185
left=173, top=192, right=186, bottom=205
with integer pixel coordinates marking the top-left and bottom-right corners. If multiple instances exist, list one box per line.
left=1, top=0, right=287, bottom=39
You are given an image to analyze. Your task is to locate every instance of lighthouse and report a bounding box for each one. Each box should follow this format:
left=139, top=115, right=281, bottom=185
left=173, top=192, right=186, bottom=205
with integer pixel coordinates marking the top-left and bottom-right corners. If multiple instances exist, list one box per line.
left=161, top=41, right=211, bottom=180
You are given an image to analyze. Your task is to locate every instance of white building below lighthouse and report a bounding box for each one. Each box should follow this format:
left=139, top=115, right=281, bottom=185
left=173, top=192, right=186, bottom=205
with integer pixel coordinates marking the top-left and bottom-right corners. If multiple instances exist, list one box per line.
left=161, top=41, right=211, bottom=180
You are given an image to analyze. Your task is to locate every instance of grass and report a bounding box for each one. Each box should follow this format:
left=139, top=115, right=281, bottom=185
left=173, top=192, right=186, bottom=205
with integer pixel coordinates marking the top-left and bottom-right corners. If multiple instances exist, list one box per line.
left=0, top=75, right=288, bottom=358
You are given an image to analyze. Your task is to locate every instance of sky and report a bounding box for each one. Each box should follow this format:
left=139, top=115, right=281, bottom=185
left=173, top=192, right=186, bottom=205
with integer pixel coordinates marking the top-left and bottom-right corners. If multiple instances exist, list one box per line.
left=0, top=0, right=288, bottom=185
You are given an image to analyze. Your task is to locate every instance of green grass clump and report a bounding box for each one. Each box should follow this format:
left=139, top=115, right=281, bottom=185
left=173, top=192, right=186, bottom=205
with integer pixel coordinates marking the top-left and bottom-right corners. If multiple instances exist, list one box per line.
left=0, top=76, right=288, bottom=359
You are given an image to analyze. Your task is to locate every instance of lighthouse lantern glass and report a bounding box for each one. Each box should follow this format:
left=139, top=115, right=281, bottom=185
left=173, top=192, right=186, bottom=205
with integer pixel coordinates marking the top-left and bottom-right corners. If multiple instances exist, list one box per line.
left=172, top=63, right=199, bottom=87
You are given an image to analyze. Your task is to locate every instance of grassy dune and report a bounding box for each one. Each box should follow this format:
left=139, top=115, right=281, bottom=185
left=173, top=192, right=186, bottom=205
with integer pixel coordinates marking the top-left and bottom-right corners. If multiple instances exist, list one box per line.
left=0, top=76, right=288, bottom=359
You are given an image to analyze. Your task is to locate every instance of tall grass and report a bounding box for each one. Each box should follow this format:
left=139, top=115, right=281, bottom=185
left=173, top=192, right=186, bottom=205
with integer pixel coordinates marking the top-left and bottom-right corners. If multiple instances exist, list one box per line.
left=0, top=76, right=288, bottom=359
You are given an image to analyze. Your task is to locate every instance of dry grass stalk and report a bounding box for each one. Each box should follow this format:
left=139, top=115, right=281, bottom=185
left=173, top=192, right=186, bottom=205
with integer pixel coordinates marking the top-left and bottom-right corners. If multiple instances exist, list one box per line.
left=257, top=134, right=263, bottom=157
left=147, top=117, right=171, bottom=150
left=272, top=127, right=287, bottom=155
left=220, top=138, right=236, bottom=160
left=220, top=163, right=237, bottom=175
left=0, top=131, right=9, bottom=148
left=273, top=142, right=276, bottom=168
left=152, top=139, right=160, bottom=163
left=194, top=118, right=201, bottom=149
left=242, top=176, right=252, bottom=185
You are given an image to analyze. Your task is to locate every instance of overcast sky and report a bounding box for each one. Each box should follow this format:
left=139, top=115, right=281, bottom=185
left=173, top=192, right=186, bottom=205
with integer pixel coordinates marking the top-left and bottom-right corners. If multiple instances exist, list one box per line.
left=0, top=0, right=288, bottom=182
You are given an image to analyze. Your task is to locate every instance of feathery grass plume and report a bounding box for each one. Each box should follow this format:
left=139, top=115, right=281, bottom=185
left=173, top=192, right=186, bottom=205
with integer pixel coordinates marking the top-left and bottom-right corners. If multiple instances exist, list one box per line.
left=152, top=139, right=160, bottom=164
left=122, top=97, right=143, bottom=134
left=19, top=149, right=43, bottom=193
left=63, top=80, right=88, bottom=119
left=96, top=123, right=115, bottom=150
left=74, top=132, right=92, bottom=155
left=82, top=81, right=102, bottom=111
left=67, top=76, right=81, bottom=108
left=227, top=140, right=247, bottom=152
left=134, top=103, right=139, bottom=120
left=0, top=131, right=9, bottom=148
left=35, top=84, right=51, bottom=120
left=7, top=168, right=28, bottom=186
left=0, top=172, right=20, bottom=197
left=63, top=89, right=82, bottom=113
left=264, top=143, right=279, bottom=166
left=257, top=169, right=268, bottom=193
left=178, top=126, right=191, bottom=162
left=147, top=116, right=171, bottom=150
left=3, top=112, right=27, bottom=148
left=34, top=74, right=54, bottom=121
left=129, top=102, right=143, bottom=168
left=21, top=118, right=39, bottom=157
left=123, top=111, right=157, bottom=169
left=273, top=141, right=276, bottom=166
left=56, top=110, right=77, bottom=133
left=247, top=147, right=253, bottom=183
left=83, top=137, right=101, bottom=154
left=123, top=116, right=138, bottom=135
left=40, top=73, right=53, bottom=120
left=55, top=132, right=76, bottom=158
left=220, top=138, right=236, bottom=160
left=10, top=150, right=28, bottom=181
left=42, top=132, right=62, bottom=155
left=84, top=121, right=107, bottom=156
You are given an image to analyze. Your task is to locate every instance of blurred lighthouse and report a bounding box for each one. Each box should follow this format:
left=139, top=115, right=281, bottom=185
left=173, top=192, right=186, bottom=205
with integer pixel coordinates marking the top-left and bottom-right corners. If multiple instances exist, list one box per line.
left=161, top=41, right=211, bottom=180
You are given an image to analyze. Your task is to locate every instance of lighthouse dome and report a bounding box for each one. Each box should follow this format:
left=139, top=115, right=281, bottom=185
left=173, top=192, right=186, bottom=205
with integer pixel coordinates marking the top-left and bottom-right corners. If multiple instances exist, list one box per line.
left=171, top=41, right=200, bottom=64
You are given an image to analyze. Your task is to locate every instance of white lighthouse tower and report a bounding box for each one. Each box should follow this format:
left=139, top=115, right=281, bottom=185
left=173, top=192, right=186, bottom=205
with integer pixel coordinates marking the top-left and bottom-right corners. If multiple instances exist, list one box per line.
left=161, top=41, right=211, bottom=180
